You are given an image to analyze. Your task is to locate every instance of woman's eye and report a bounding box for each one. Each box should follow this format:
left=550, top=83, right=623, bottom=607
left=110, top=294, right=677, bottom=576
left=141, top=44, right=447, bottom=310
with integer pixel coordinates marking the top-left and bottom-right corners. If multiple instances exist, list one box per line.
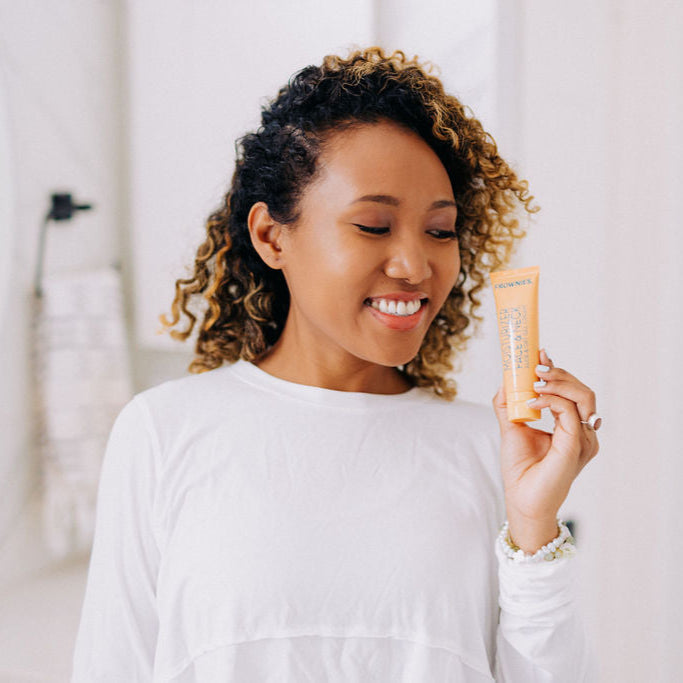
left=430, top=230, right=458, bottom=240
left=354, top=225, right=457, bottom=240
left=354, top=224, right=389, bottom=235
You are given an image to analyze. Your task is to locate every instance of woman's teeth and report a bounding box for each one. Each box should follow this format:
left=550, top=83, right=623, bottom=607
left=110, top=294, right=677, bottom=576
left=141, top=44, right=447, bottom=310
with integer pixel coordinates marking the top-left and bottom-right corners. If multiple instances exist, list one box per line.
left=367, top=298, right=424, bottom=316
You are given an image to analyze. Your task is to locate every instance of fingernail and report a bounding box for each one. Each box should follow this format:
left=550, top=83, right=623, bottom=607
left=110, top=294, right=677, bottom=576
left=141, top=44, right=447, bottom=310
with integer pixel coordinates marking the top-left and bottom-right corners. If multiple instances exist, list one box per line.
left=536, top=364, right=550, bottom=373
left=526, top=397, right=539, bottom=404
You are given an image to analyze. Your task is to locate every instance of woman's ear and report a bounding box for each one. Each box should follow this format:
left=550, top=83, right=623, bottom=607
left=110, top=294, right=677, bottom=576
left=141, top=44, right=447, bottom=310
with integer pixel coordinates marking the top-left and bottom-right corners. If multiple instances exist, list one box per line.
left=247, top=201, right=285, bottom=269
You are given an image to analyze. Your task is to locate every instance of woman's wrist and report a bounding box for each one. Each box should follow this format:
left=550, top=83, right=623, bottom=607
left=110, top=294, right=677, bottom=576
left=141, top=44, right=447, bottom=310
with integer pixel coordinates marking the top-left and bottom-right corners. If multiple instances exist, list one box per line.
left=505, top=515, right=560, bottom=554
left=498, top=516, right=576, bottom=563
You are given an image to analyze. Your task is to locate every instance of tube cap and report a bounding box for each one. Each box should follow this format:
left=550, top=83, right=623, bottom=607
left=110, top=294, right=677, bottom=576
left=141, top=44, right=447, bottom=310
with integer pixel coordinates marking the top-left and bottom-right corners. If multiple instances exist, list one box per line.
left=507, top=391, right=542, bottom=423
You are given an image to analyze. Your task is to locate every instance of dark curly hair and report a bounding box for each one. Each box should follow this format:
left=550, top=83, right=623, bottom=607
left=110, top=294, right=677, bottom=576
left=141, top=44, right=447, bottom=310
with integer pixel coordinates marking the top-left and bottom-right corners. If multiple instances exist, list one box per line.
left=158, top=45, right=538, bottom=400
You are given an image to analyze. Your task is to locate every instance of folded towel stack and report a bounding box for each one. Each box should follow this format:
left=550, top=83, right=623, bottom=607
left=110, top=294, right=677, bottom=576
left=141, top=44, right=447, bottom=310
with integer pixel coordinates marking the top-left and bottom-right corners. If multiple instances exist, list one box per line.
left=31, top=265, right=134, bottom=559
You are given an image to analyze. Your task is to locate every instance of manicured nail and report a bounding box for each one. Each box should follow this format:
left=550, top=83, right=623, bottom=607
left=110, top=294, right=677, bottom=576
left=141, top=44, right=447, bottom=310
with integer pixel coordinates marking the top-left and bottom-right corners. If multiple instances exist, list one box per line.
left=527, top=397, right=539, bottom=404
left=536, top=364, right=550, bottom=373
left=534, top=380, right=547, bottom=388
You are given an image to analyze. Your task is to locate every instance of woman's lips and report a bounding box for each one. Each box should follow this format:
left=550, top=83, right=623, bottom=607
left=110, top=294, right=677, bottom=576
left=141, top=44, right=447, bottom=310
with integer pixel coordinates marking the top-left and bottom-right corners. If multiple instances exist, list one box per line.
left=364, top=299, right=428, bottom=331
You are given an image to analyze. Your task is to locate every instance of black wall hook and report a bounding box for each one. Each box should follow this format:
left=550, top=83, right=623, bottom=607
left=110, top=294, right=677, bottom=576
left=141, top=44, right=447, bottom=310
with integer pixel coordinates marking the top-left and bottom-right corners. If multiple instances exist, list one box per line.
left=34, top=192, right=95, bottom=298
left=47, top=192, right=93, bottom=221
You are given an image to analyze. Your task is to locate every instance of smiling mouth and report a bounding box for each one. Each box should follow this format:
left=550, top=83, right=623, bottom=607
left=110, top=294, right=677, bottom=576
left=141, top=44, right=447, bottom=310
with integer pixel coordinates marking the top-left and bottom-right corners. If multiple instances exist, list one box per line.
left=363, top=297, right=429, bottom=316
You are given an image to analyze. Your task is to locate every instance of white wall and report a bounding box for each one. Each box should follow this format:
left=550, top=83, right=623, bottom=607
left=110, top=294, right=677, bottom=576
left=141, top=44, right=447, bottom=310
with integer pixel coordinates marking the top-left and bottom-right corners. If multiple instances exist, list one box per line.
left=599, top=2, right=683, bottom=679
left=504, top=2, right=683, bottom=681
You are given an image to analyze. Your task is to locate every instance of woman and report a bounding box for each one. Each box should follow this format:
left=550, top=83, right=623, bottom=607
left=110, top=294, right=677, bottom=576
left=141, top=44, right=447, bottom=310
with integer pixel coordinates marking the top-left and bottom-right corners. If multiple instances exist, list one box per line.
left=72, top=47, right=599, bottom=681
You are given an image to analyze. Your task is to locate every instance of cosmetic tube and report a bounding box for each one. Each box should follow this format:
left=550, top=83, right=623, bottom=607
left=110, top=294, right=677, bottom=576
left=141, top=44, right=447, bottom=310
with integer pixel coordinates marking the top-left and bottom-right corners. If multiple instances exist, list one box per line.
left=489, top=266, right=541, bottom=423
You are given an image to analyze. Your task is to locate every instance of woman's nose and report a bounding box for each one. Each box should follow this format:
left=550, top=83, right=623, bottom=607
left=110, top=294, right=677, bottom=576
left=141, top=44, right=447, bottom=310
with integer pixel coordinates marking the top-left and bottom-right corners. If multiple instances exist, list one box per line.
left=383, top=236, right=433, bottom=283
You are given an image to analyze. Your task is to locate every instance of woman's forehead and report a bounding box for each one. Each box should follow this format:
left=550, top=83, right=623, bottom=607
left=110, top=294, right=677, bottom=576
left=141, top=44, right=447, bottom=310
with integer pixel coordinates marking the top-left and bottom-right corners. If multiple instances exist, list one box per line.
left=310, top=122, right=454, bottom=204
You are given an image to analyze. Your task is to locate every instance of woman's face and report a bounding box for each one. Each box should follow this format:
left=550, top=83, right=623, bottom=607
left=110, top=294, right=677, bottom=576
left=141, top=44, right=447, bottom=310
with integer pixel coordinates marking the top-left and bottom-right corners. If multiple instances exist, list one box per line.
left=249, top=118, right=461, bottom=381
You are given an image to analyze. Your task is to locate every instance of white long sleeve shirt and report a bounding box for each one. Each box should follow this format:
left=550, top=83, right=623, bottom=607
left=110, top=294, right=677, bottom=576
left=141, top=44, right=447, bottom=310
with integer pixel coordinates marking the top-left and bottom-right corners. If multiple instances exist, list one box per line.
left=71, top=358, right=598, bottom=682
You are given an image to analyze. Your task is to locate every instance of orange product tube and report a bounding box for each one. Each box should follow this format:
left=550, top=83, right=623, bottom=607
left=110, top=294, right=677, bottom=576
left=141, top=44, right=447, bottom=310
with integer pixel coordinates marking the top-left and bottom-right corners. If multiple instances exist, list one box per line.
left=489, top=266, right=541, bottom=423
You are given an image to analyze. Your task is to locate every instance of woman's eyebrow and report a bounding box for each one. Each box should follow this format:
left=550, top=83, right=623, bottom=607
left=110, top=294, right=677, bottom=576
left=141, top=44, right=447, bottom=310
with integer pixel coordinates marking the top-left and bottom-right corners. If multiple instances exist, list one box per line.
left=348, top=194, right=456, bottom=210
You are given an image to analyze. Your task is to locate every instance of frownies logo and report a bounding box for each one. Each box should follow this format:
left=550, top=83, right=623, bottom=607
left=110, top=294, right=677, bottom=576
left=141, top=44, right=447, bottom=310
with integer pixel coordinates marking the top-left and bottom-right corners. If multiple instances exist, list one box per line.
left=494, top=279, right=532, bottom=288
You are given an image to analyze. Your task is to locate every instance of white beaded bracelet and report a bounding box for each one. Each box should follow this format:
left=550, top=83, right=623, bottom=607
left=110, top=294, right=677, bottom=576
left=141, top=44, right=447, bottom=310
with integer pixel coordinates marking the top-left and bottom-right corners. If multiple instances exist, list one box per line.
left=497, top=517, right=577, bottom=563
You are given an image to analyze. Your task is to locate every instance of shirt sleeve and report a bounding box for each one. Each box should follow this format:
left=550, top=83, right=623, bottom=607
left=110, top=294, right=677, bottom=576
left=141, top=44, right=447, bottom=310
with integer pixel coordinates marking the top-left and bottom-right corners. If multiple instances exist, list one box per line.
left=71, top=395, right=161, bottom=682
left=493, top=538, right=599, bottom=682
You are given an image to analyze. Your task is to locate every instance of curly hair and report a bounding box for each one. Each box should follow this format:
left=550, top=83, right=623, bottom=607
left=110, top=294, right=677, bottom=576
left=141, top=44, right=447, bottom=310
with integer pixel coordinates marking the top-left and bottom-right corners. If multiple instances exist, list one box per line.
left=158, top=45, right=538, bottom=400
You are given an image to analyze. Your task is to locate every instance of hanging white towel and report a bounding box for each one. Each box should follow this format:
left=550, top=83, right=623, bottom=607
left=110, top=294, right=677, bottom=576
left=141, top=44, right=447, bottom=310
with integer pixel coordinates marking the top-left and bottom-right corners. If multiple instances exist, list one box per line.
left=31, top=265, right=134, bottom=560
